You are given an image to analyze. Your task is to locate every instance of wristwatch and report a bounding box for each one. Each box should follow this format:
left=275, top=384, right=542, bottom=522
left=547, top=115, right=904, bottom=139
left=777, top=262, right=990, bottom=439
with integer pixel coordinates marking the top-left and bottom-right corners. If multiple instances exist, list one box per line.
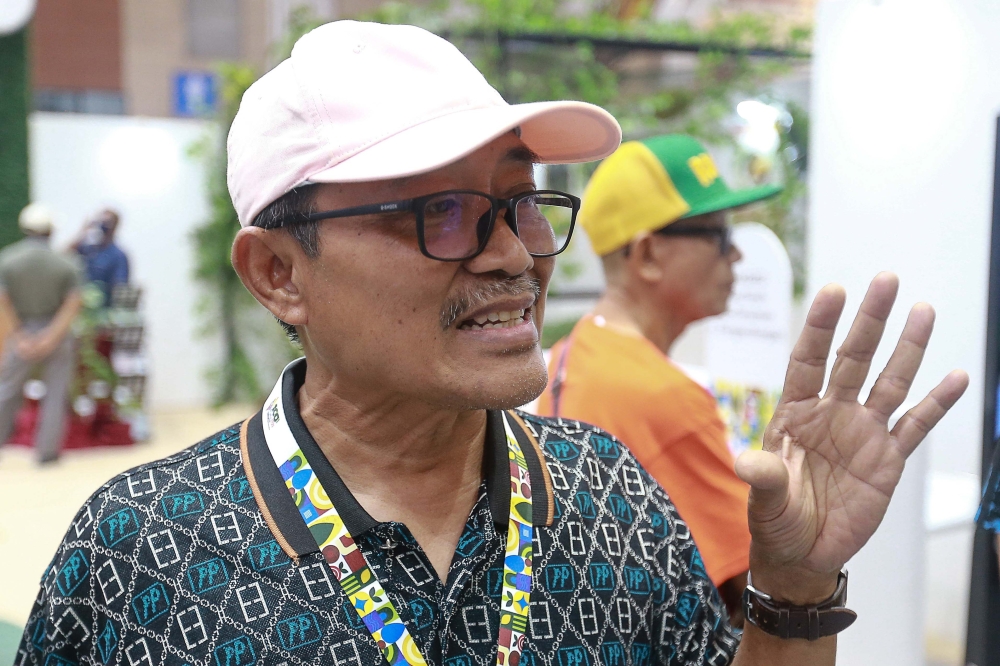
left=742, top=571, right=857, bottom=640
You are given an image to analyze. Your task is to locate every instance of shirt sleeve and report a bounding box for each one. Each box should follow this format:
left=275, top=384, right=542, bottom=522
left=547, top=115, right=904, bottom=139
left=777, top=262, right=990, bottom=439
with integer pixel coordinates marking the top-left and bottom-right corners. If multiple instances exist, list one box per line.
left=16, top=496, right=109, bottom=665
left=632, top=383, right=751, bottom=588
left=647, top=481, right=740, bottom=666
left=647, top=427, right=751, bottom=587
left=112, top=248, right=129, bottom=286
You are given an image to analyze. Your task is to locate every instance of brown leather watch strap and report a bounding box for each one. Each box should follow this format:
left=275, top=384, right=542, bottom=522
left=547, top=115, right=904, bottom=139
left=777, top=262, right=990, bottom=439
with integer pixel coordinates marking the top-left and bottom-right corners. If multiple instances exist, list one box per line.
left=743, top=571, right=857, bottom=640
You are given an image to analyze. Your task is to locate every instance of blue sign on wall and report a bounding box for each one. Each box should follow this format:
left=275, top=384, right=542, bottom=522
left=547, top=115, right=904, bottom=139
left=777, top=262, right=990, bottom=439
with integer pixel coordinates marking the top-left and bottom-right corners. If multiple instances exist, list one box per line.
left=173, top=71, right=216, bottom=117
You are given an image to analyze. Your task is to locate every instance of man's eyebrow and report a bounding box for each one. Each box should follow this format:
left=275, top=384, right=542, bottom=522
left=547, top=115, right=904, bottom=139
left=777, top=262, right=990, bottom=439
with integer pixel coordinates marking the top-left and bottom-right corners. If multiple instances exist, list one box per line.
left=502, top=146, right=542, bottom=167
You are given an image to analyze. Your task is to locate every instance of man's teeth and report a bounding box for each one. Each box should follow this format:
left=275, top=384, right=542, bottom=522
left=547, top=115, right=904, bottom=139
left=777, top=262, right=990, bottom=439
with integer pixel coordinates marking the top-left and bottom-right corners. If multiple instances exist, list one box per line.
left=461, top=309, right=527, bottom=330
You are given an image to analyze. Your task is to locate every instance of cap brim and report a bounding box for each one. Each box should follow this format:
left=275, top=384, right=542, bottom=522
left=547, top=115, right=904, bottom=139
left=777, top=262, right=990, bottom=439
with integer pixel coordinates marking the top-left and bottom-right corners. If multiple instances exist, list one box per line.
left=307, top=100, right=622, bottom=184
left=682, top=184, right=783, bottom=219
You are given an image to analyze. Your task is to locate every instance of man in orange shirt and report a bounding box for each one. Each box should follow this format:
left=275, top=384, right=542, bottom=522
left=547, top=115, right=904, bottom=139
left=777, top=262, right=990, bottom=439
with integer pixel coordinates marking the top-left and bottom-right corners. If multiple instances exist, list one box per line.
left=537, top=134, right=780, bottom=624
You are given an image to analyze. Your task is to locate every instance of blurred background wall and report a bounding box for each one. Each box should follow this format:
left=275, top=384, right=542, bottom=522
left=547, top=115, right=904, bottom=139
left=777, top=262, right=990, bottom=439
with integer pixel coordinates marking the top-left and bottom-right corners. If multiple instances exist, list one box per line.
left=811, top=0, right=999, bottom=660
left=29, top=113, right=217, bottom=408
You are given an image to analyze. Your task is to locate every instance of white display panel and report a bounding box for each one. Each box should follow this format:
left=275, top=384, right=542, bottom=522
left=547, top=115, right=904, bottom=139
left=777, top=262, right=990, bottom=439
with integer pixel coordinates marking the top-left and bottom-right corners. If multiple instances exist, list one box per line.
left=811, top=1, right=1000, bottom=663
left=29, top=112, right=221, bottom=409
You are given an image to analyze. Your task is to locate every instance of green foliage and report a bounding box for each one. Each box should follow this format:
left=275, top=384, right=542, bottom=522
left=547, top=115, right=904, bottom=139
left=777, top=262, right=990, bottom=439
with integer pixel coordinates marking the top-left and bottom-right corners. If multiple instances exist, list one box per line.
left=190, top=63, right=296, bottom=406
left=540, top=314, right=579, bottom=348
left=71, top=284, right=119, bottom=401
left=365, top=1, right=812, bottom=295
left=0, top=29, right=30, bottom=250
left=192, top=2, right=813, bottom=400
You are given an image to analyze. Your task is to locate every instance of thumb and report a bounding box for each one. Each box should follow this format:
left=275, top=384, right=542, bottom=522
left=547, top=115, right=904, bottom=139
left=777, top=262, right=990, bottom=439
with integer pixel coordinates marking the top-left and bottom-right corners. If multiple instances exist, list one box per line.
left=736, top=447, right=790, bottom=523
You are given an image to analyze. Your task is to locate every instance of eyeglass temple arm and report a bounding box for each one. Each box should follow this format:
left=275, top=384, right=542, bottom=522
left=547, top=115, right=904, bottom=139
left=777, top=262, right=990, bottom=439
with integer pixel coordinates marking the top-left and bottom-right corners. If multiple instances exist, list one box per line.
left=655, top=227, right=726, bottom=237
left=303, top=198, right=418, bottom=223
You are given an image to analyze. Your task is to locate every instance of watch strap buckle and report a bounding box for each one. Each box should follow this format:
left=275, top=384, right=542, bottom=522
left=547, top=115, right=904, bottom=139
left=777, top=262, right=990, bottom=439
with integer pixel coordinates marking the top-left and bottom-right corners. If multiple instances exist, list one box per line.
left=742, top=570, right=857, bottom=641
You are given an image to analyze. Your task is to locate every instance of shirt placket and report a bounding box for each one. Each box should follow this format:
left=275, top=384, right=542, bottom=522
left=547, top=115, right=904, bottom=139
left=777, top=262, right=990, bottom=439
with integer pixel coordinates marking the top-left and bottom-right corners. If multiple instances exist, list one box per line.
left=439, top=499, right=503, bottom=663
left=349, top=492, right=502, bottom=666
left=359, top=522, right=448, bottom=663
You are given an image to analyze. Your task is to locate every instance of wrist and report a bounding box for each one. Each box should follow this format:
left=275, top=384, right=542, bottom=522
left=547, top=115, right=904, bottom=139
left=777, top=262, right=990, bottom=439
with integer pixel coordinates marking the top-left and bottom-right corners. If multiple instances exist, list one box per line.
left=748, top=558, right=840, bottom=605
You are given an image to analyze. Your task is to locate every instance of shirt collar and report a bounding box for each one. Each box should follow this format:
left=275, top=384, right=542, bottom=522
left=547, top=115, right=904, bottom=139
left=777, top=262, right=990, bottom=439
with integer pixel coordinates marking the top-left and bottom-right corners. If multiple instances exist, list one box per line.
left=240, top=358, right=552, bottom=559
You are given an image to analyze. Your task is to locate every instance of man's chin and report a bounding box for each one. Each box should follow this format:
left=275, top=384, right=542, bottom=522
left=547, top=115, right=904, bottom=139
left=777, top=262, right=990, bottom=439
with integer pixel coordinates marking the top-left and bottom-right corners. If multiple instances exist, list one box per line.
left=439, top=354, right=549, bottom=411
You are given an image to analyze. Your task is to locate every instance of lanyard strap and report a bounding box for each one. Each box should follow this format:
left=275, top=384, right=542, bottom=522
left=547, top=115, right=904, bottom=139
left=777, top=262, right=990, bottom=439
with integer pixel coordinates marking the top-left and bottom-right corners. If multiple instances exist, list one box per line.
left=260, top=367, right=533, bottom=666
left=550, top=325, right=580, bottom=418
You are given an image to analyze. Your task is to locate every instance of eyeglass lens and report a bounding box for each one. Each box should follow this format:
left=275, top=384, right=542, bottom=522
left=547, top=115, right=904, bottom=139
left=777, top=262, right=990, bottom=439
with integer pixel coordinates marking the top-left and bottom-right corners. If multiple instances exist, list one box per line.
left=514, top=193, right=574, bottom=257
left=719, top=226, right=732, bottom=255
left=420, top=192, right=574, bottom=260
left=420, top=193, right=494, bottom=260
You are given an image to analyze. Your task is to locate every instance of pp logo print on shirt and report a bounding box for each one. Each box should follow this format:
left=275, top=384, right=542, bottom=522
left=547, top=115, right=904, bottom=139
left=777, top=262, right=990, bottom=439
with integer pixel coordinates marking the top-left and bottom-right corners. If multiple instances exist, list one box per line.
left=188, top=558, right=230, bottom=595
left=56, top=550, right=89, bottom=596
left=98, top=508, right=139, bottom=547
left=544, top=564, right=575, bottom=594
left=544, top=439, right=580, bottom=461
left=96, top=621, right=117, bottom=664
left=275, top=613, right=322, bottom=651
left=590, top=435, right=620, bottom=460
left=247, top=540, right=286, bottom=572
left=227, top=477, right=254, bottom=503
left=587, top=562, right=614, bottom=591
left=161, top=491, right=205, bottom=519
left=131, top=583, right=171, bottom=625
left=214, top=636, right=256, bottom=666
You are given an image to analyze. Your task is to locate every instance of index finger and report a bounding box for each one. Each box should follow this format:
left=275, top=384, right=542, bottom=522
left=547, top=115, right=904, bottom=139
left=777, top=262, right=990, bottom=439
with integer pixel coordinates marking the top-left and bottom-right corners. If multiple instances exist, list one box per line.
left=780, top=283, right=846, bottom=402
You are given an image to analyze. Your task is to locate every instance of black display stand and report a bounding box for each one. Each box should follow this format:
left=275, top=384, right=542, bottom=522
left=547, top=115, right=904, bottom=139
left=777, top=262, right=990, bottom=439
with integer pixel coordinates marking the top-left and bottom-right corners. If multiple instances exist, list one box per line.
left=965, top=116, right=1000, bottom=666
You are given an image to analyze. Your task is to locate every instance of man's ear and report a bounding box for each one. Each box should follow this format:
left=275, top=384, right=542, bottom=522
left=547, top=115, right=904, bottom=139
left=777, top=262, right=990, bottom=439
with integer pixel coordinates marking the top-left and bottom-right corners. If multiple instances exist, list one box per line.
left=231, top=227, right=309, bottom=328
left=627, top=233, right=665, bottom=284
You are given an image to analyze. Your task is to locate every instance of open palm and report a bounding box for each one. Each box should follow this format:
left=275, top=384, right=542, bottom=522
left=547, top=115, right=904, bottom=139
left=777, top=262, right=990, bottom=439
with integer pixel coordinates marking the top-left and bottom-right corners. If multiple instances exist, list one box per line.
left=736, top=273, right=969, bottom=576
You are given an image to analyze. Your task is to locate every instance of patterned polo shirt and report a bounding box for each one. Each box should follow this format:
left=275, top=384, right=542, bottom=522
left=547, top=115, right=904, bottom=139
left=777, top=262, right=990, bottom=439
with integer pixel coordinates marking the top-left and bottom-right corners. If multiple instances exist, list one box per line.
left=17, top=360, right=738, bottom=666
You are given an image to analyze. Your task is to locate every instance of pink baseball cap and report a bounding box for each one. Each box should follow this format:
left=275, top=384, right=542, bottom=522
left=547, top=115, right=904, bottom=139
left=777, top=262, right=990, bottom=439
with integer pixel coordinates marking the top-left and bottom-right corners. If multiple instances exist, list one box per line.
left=227, top=20, right=622, bottom=227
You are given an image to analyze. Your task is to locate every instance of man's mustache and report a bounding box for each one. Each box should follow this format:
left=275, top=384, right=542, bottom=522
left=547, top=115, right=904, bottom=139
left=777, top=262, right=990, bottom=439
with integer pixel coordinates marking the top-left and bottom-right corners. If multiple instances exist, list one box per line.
left=440, top=275, right=542, bottom=330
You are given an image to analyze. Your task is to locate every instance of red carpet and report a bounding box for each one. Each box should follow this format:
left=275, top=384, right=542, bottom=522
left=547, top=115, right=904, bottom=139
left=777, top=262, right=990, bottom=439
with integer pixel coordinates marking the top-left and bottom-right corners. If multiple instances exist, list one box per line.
left=6, top=400, right=132, bottom=450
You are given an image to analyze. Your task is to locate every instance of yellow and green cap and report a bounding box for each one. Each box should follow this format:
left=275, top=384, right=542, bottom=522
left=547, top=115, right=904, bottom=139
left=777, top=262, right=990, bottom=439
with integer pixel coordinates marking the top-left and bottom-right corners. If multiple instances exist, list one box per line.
left=578, top=134, right=782, bottom=256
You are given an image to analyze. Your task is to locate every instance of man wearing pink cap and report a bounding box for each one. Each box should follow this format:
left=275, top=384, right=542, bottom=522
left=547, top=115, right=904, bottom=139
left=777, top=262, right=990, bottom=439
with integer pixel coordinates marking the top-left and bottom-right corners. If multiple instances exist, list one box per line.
left=20, top=21, right=967, bottom=666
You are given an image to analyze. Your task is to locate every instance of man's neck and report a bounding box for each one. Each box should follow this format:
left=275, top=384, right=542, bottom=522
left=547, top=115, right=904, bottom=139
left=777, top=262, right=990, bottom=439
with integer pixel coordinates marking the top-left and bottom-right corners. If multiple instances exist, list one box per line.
left=592, top=285, right=689, bottom=355
left=297, top=364, right=488, bottom=580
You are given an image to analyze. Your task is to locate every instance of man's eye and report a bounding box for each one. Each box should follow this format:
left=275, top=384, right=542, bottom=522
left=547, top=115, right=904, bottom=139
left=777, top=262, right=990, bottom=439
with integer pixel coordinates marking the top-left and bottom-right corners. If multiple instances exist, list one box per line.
left=425, top=198, right=461, bottom=216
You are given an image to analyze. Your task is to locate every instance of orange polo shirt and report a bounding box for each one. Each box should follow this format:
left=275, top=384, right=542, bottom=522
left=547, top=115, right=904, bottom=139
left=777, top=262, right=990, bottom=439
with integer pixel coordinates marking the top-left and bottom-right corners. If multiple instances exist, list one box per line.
left=537, top=316, right=751, bottom=586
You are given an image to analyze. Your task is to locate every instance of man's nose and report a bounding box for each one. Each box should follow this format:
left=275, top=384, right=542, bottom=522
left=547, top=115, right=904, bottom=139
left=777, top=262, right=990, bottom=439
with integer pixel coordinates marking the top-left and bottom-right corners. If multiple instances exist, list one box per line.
left=728, top=241, right=743, bottom=263
left=464, top=211, right=533, bottom=276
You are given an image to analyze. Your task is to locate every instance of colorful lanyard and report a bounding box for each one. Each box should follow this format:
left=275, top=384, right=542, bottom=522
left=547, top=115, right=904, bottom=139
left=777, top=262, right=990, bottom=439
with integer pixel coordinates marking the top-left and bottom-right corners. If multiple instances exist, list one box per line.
left=261, top=367, right=533, bottom=666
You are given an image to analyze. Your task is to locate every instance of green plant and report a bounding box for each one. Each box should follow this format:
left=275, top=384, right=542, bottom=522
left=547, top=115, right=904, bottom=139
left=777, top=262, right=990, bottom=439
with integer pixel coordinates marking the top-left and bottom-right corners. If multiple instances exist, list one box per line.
left=729, top=99, right=809, bottom=295
left=71, top=284, right=118, bottom=398
left=368, top=1, right=811, bottom=293
left=0, top=29, right=30, bottom=250
left=192, top=2, right=812, bottom=401
left=540, top=315, right=579, bottom=348
left=189, top=64, right=298, bottom=405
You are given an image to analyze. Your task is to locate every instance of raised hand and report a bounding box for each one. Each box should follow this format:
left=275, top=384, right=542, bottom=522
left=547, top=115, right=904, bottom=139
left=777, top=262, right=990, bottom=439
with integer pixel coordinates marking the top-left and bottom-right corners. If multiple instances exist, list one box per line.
left=735, top=272, right=968, bottom=593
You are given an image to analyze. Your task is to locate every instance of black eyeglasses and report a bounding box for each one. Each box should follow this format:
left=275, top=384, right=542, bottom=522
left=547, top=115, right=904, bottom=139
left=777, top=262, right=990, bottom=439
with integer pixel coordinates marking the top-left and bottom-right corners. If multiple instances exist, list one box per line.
left=654, top=224, right=734, bottom=256
left=283, top=189, right=580, bottom=262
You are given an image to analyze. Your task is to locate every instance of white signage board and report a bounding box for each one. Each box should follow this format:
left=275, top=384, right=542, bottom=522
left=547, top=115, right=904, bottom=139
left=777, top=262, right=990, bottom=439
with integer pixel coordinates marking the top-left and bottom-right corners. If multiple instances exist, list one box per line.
left=705, top=222, right=792, bottom=390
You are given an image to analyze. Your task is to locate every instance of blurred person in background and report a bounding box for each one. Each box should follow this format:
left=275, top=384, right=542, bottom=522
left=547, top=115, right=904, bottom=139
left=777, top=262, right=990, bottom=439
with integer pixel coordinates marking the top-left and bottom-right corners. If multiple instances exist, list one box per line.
left=0, top=204, right=82, bottom=464
left=19, top=22, right=968, bottom=666
left=537, top=135, right=781, bottom=624
left=69, top=208, right=129, bottom=306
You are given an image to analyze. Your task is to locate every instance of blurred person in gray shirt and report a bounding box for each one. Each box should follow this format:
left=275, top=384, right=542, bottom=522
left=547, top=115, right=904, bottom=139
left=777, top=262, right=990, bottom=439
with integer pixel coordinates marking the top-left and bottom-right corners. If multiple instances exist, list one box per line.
left=0, top=204, right=82, bottom=464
